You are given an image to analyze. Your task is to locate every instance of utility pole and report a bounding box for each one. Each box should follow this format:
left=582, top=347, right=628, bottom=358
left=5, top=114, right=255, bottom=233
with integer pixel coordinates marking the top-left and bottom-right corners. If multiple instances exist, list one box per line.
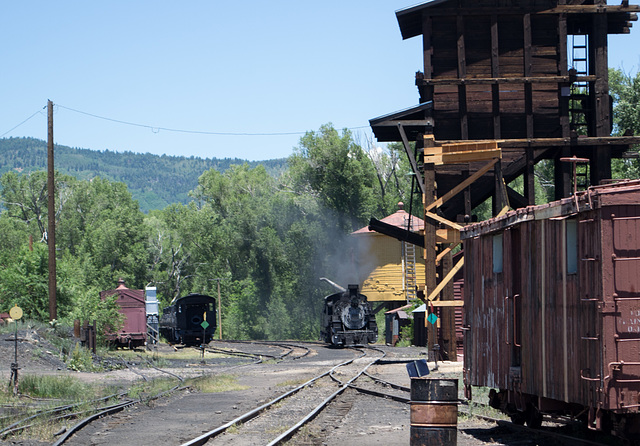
left=47, top=100, right=57, bottom=321
left=216, top=279, right=222, bottom=340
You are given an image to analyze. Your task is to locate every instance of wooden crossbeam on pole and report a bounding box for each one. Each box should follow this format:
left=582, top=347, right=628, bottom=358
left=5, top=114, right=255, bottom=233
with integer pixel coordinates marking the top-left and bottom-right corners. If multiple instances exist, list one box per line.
left=426, top=257, right=464, bottom=302
left=425, top=212, right=463, bottom=230
left=426, top=157, right=499, bottom=212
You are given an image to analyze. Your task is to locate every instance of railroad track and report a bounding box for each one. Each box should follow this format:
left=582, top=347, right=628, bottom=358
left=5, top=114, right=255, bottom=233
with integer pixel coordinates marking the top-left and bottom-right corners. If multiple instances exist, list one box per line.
left=210, top=339, right=312, bottom=362
left=179, top=346, right=384, bottom=446
left=0, top=357, right=187, bottom=446
left=26, top=341, right=316, bottom=445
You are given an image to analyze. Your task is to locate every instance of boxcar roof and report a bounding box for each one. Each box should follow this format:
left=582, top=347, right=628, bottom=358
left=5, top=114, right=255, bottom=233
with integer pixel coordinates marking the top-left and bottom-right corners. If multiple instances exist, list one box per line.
left=461, top=180, right=640, bottom=239
left=100, top=279, right=145, bottom=305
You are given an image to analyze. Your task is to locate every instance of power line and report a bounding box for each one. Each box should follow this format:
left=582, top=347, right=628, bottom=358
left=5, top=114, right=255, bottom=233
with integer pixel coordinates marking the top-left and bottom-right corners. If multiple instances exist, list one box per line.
left=0, top=107, right=46, bottom=138
left=56, top=104, right=370, bottom=137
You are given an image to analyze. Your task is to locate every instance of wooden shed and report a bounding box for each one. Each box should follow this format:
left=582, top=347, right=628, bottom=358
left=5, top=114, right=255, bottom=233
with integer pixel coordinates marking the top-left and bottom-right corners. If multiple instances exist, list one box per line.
left=352, top=203, right=426, bottom=302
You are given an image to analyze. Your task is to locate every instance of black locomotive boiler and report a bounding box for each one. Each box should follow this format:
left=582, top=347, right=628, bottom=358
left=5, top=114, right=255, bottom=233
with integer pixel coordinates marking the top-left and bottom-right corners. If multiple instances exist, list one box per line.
left=159, top=293, right=216, bottom=346
left=321, top=282, right=378, bottom=346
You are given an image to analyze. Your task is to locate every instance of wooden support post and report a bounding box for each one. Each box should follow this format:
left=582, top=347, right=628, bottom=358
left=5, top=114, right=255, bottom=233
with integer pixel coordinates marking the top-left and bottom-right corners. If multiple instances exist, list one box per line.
left=463, top=169, right=472, bottom=219
left=590, top=11, right=612, bottom=186
left=457, top=15, right=468, bottom=140
left=555, top=148, right=572, bottom=199
left=558, top=13, right=570, bottom=138
left=492, top=160, right=507, bottom=216
left=491, top=15, right=501, bottom=139
left=524, top=149, right=535, bottom=205
left=424, top=160, right=437, bottom=352
left=441, top=250, right=457, bottom=361
left=399, top=124, right=425, bottom=196
left=423, top=16, right=433, bottom=82
left=523, top=14, right=534, bottom=140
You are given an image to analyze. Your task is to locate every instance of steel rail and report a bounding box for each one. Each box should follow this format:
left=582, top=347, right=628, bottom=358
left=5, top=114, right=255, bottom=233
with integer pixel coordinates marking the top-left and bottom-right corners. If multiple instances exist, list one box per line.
left=0, top=392, right=126, bottom=439
left=51, top=399, right=139, bottom=446
left=347, top=384, right=411, bottom=404
left=460, top=403, right=619, bottom=446
left=267, top=346, right=386, bottom=446
left=137, top=354, right=185, bottom=381
left=363, top=370, right=410, bottom=392
left=205, top=345, right=280, bottom=361
left=179, top=351, right=365, bottom=446
left=50, top=357, right=189, bottom=446
left=213, top=339, right=312, bottom=360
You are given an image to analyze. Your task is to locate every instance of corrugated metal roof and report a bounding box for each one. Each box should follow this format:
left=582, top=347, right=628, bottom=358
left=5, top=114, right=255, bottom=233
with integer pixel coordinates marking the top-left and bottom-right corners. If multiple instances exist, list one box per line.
left=353, top=202, right=425, bottom=234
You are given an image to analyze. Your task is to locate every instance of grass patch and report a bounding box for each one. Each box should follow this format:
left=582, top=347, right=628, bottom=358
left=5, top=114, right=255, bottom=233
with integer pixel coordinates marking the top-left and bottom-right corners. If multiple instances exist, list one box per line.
left=188, top=374, right=248, bottom=393
left=17, top=374, right=98, bottom=400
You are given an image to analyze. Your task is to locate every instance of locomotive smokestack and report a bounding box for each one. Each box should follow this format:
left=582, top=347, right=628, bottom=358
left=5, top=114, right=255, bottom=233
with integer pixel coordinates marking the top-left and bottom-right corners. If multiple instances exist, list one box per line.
left=319, top=277, right=346, bottom=293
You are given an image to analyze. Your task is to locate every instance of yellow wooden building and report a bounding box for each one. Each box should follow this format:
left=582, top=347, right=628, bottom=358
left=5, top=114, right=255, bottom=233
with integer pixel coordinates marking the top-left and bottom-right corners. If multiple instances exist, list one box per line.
left=351, top=203, right=426, bottom=302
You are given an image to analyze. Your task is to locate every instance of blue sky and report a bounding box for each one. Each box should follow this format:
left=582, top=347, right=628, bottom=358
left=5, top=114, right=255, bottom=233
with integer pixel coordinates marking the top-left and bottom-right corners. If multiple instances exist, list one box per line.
left=1, top=1, right=639, bottom=161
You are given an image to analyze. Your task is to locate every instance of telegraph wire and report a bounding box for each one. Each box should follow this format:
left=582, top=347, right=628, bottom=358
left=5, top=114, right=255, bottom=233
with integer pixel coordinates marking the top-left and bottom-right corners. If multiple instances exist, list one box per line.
left=55, top=104, right=370, bottom=136
left=0, top=107, right=46, bottom=138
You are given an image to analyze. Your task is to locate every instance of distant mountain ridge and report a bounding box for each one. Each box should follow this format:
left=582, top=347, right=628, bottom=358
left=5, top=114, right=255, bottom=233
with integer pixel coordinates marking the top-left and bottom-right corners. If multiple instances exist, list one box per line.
left=0, top=137, right=288, bottom=212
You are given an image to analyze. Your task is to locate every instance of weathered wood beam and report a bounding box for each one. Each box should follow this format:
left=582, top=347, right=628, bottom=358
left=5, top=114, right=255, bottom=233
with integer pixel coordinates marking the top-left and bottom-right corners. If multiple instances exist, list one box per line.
left=416, top=75, right=596, bottom=85
left=457, top=15, right=468, bottom=140
left=524, top=148, right=535, bottom=205
left=398, top=123, right=425, bottom=196
left=411, top=6, right=640, bottom=16
left=435, top=136, right=640, bottom=148
left=507, top=185, right=529, bottom=209
left=426, top=158, right=499, bottom=212
left=423, top=16, right=433, bottom=81
left=424, top=161, right=437, bottom=351
left=491, top=14, right=501, bottom=139
left=425, top=212, right=463, bottom=230
left=440, top=250, right=457, bottom=360
left=426, top=149, right=501, bottom=165
left=426, top=257, right=464, bottom=302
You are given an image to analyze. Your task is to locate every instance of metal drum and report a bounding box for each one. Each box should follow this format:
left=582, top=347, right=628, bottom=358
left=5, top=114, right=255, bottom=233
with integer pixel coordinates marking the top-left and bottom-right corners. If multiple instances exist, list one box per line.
left=410, top=377, right=458, bottom=445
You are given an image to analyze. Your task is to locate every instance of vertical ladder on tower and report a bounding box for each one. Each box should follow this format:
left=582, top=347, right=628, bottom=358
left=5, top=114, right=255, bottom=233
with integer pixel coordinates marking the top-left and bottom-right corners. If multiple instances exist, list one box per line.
left=570, top=34, right=590, bottom=135
left=404, top=241, right=418, bottom=303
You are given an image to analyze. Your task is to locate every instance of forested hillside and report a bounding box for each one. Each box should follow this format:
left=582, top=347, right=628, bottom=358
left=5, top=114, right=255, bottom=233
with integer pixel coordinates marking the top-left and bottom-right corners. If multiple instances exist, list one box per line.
left=0, top=125, right=419, bottom=341
left=0, top=137, right=287, bottom=212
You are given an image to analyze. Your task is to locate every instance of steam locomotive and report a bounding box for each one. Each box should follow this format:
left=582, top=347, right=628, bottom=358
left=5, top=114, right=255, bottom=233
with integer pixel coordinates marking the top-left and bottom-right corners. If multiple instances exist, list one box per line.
left=159, top=293, right=216, bottom=346
left=320, top=280, right=378, bottom=346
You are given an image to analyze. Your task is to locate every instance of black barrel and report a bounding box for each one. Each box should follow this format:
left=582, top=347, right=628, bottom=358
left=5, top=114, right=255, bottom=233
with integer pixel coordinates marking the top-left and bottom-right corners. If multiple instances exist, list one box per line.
left=410, top=377, right=458, bottom=445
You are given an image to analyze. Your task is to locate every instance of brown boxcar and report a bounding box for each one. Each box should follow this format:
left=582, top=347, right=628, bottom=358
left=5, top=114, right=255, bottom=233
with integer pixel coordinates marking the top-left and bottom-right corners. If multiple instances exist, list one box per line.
left=461, top=181, right=640, bottom=439
left=100, top=279, right=147, bottom=348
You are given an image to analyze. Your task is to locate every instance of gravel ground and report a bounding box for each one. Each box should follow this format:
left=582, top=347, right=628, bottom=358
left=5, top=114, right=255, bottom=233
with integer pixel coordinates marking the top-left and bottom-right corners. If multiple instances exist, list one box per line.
left=0, top=328, right=533, bottom=445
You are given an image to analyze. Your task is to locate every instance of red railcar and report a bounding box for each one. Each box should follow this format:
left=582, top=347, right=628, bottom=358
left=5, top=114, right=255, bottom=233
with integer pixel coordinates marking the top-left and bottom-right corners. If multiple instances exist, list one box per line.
left=100, top=279, right=147, bottom=348
left=461, top=180, right=640, bottom=439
